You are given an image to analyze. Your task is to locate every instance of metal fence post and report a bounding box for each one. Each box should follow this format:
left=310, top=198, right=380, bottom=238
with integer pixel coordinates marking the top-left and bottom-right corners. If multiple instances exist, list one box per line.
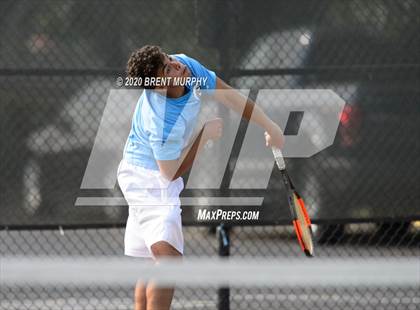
left=217, top=223, right=230, bottom=310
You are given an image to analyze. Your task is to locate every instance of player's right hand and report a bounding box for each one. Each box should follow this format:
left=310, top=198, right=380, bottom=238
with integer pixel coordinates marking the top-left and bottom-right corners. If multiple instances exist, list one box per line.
left=203, top=118, right=223, bottom=141
left=265, top=122, right=284, bottom=148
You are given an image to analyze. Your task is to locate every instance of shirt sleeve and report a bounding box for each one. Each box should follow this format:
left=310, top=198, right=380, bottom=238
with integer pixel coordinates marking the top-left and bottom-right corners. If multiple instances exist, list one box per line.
left=173, top=54, right=217, bottom=92
left=146, top=113, right=186, bottom=161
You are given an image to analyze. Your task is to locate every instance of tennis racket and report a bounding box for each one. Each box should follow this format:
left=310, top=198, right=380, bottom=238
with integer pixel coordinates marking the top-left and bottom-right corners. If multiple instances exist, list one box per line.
left=272, top=147, right=314, bottom=257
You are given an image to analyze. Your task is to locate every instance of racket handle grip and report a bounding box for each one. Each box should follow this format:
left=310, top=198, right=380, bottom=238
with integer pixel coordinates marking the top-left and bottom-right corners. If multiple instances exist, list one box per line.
left=271, top=147, right=286, bottom=170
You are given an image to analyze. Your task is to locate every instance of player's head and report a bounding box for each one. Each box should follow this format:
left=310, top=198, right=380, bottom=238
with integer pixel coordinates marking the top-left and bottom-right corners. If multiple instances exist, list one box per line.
left=126, top=45, right=163, bottom=89
left=126, top=45, right=189, bottom=89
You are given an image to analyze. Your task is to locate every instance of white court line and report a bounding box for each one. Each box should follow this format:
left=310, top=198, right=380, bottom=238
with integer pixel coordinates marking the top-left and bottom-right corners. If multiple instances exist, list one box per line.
left=232, top=293, right=420, bottom=304
left=0, top=298, right=215, bottom=310
left=2, top=294, right=417, bottom=310
left=74, top=196, right=264, bottom=206
left=2, top=256, right=418, bottom=287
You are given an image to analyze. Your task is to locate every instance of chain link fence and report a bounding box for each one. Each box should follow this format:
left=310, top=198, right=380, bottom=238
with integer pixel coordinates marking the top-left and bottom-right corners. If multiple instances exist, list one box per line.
left=1, top=0, right=419, bottom=309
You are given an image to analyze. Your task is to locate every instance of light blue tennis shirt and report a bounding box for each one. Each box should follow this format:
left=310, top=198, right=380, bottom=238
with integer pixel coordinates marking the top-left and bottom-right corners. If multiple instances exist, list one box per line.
left=123, top=54, right=217, bottom=170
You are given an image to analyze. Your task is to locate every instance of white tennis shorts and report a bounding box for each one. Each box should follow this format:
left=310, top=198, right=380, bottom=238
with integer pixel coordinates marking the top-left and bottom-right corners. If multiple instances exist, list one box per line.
left=117, top=159, right=184, bottom=258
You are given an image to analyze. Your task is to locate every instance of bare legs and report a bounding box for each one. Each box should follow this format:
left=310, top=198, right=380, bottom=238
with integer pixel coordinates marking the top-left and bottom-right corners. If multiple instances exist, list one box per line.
left=134, top=281, right=147, bottom=310
left=134, top=241, right=182, bottom=310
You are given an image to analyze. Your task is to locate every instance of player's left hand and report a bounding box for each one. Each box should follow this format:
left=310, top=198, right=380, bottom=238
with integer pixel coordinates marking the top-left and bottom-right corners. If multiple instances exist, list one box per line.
left=265, top=122, right=284, bottom=148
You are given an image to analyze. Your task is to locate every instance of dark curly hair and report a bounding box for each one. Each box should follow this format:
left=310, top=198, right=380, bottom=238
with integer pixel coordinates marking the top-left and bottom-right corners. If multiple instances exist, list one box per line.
left=126, top=45, right=164, bottom=89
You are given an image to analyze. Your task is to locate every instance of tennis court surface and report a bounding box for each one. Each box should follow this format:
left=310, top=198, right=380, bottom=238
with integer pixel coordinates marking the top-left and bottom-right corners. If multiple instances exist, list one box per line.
left=1, top=227, right=419, bottom=309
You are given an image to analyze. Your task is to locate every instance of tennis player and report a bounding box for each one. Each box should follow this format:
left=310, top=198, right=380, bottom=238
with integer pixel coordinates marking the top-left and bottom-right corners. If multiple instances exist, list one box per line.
left=117, top=45, right=284, bottom=310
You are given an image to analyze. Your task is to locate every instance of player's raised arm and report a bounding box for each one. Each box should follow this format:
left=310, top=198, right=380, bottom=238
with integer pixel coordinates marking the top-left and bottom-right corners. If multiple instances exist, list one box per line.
left=214, top=77, right=284, bottom=148
left=156, top=118, right=223, bottom=181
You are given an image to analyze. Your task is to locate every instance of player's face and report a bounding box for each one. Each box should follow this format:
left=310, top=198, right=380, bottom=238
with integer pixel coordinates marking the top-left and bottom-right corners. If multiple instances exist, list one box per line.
left=160, top=53, right=190, bottom=80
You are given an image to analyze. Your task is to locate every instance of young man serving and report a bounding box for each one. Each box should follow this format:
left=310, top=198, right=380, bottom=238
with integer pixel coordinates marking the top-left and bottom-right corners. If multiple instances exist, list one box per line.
left=117, top=45, right=284, bottom=310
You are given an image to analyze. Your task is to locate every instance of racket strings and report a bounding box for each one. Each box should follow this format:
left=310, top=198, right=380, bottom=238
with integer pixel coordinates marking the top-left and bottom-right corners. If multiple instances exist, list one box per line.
left=293, top=193, right=314, bottom=257
left=292, top=220, right=306, bottom=252
left=297, top=197, right=312, bottom=227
